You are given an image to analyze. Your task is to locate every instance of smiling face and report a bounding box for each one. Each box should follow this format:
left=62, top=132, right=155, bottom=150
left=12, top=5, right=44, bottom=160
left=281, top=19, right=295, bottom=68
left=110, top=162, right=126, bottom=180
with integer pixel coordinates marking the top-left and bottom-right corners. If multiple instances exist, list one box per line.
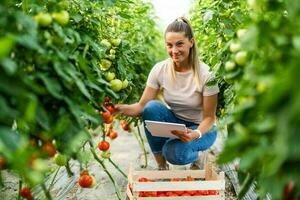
left=165, top=32, right=194, bottom=67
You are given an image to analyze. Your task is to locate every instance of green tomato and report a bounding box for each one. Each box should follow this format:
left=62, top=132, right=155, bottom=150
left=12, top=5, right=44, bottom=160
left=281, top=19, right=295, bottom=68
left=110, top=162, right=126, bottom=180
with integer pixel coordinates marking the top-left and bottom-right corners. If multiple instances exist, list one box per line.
left=237, top=29, right=247, bottom=39
left=122, top=79, right=129, bottom=89
left=34, top=12, right=52, bottom=27
left=108, top=54, right=116, bottom=60
left=109, top=49, right=116, bottom=55
left=58, top=1, right=70, bottom=9
left=229, top=42, right=241, bottom=53
left=235, top=51, right=247, bottom=65
left=101, top=39, right=112, bottom=49
left=52, top=11, right=69, bottom=26
left=104, top=72, right=115, bottom=81
left=110, top=79, right=123, bottom=92
left=111, top=38, right=121, bottom=47
left=225, top=61, right=236, bottom=71
left=101, top=151, right=111, bottom=159
left=54, top=153, right=67, bottom=166
left=256, top=82, right=267, bottom=93
left=247, top=0, right=258, bottom=10
left=99, top=59, right=112, bottom=71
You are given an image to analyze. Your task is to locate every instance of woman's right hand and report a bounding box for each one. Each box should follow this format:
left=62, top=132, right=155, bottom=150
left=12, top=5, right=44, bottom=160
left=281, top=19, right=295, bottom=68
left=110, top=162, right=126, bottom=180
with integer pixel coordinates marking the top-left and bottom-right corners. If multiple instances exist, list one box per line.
left=114, top=104, right=126, bottom=115
left=114, top=103, right=143, bottom=117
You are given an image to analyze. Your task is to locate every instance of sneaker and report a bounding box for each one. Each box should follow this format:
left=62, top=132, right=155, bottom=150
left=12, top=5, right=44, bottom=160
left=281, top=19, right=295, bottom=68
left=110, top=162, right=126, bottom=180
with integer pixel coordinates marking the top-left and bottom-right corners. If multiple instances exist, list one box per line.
left=158, top=163, right=169, bottom=170
left=190, top=152, right=206, bottom=170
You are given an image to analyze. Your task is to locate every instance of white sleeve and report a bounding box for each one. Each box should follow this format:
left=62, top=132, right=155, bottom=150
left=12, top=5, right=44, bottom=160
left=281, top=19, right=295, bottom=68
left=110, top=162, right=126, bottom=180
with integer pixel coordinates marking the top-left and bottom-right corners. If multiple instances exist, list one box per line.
left=201, top=63, right=219, bottom=96
left=146, top=63, right=161, bottom=89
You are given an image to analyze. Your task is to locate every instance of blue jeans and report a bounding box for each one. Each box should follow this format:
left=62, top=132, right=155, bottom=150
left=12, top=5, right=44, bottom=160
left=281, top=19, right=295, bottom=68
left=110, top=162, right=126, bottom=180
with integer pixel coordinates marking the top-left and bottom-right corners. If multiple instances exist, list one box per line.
left=142, top=100, right=217, bottom=165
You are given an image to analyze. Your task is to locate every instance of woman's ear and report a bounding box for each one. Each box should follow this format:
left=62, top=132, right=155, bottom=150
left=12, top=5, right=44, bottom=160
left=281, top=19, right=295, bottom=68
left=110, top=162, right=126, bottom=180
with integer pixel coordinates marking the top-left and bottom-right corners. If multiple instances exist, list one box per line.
left=190, top=38, right=195, bottom=48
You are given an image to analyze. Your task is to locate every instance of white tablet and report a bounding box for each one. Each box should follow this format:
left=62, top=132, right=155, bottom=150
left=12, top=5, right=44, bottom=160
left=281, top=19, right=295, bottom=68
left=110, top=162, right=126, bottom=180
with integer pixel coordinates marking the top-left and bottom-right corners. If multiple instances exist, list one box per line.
left=144, top=120, right=187, bottom=138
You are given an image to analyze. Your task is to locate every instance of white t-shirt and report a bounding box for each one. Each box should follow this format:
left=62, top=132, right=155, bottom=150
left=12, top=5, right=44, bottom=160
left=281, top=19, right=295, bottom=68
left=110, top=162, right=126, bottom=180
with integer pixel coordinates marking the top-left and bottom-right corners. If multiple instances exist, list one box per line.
left=146, top=59, right=219, bottom=124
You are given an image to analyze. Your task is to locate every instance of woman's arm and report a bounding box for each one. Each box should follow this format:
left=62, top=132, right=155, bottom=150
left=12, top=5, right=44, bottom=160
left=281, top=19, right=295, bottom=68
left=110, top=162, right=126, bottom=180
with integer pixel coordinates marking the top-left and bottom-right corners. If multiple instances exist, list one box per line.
left=115, top=86, right=159, bottom=117
left=197, top=94, right=218, bottom=134
left=171, top=94, right=218, bottom=142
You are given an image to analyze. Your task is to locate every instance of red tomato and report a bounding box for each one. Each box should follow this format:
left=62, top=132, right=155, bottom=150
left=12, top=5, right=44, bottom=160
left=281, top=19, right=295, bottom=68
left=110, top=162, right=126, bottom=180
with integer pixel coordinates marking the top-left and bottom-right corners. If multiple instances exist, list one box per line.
left=174, top=190, right=185, bottom=196
left=138, top=192, right=146, bottom=197
left=157, top=191, right=167, bottom=196
left=98, top=140, right=110, bottom=151
left=185, top=175, right=194, bottom=181
left=100, top=111, right=111, bottom=120
left=165, top=191, right=178, bottom=196
left=105, top=115, right=114, bottom=124
left=41, top=142, right=56, bottom=157
left=181, top=192, right=192, bottom=196
left=208, top=190, right=218, bottom=195
left=105, top=105, right=115, bottom=114
left=187, top=190, right=196, bottom=195
left=78, top=174, right=93, bottom=188
left=121, top=120, right=129, bottom=131
left=104, top=97, right=111, bottom=103
left=20, top=187, right=33, bottom=199
left=0, top=156, right=6, bottom=169
left=108, top=131, right=118, bottom=139
left=138, top=177, right=149, bottom=182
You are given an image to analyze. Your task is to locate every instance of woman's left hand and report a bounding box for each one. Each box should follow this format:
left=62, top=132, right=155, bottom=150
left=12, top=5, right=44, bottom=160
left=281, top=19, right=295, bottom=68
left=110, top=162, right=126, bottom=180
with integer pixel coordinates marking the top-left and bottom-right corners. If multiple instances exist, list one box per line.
left=171, top=129, right=199, bottom=142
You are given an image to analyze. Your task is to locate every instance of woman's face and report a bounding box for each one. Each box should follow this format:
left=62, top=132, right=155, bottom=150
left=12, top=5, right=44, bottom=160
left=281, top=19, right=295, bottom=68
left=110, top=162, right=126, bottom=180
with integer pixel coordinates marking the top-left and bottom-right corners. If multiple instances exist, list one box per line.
left=165, top=32, right=194, bottom=66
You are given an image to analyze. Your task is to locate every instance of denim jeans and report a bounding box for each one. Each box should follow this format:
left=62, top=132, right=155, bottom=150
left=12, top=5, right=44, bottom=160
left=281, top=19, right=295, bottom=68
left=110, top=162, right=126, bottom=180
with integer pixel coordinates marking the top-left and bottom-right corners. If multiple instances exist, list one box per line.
left=142, top=100, right=217, bottom=165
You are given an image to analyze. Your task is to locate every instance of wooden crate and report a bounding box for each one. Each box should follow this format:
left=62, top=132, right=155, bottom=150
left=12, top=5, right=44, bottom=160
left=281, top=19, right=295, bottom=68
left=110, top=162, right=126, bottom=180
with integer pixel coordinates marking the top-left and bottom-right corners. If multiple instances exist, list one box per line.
left=126, top=163, right=225, bottom=200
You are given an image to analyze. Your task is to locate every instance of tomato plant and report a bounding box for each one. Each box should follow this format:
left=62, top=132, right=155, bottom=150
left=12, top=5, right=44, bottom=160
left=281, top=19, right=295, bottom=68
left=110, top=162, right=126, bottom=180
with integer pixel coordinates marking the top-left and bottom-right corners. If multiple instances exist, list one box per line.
left=191, top=0, right=300, bottom=199
left=0, top=0, right=164, bottom=199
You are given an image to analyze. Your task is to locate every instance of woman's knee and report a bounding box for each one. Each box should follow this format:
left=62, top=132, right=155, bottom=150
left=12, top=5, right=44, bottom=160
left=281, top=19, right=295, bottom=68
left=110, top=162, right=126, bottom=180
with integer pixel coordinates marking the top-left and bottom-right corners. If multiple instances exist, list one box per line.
left=162, top=140, right=197, bottom=165
left=142, top=100, right=165, bottom=119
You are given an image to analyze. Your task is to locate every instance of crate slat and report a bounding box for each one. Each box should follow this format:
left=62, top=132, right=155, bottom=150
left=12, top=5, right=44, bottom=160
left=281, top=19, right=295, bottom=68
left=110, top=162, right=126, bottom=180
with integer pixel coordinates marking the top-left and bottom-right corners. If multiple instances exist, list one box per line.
left=133, top=170, right=206, bottom=179
left=133, top=180, right=225, bottom=191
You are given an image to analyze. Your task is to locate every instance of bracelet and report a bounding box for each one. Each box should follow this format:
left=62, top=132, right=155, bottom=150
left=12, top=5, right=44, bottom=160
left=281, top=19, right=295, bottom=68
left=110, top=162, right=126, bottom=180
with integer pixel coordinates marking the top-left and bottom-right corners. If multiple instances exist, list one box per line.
left=194, top=129, right=202, bottom=139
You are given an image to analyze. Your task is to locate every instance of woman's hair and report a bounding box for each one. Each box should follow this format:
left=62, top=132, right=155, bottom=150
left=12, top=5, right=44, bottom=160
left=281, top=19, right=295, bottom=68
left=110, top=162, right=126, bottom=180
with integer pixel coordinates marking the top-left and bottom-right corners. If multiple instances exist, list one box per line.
left=165, top=17, right=201, bottom=89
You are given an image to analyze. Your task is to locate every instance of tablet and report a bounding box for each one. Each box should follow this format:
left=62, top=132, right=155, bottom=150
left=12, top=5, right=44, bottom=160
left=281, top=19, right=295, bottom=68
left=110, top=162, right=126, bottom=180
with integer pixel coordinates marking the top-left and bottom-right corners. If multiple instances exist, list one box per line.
left=144, top=120, right=187, bottom=138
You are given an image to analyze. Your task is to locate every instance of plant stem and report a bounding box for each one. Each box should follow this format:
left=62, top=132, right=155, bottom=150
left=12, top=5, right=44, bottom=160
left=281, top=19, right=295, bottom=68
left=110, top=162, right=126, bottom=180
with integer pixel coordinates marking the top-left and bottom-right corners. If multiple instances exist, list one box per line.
left=137, top=124, right=148, bottom=168
left=108, top=158, right=127, bottom=178
left=22, top=0, right=29, bottom=13
left=90, top=147, right=122, bottom=200
left=0, top=171, right=4, bottom=187
left=48, top=167, right=60, bottom=191
left=17, top=180, right=22, bottom=200
left=41, top=183, right=52, bottom=200
left=65, top=161, right=74, bottom=177
left=238, top=173, right=255, bottom=199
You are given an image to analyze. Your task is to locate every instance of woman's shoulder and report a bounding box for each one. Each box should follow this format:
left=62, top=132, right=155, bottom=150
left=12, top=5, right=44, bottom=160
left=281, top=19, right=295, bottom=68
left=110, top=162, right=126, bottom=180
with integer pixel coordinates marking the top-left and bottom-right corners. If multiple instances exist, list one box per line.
left=151, top=58, right=170, bottom=72
left=199, top=61, right=209, bottom=72
left=198, top=61, right=210, bottom=75
left=153, top=58, right=170, bottom=68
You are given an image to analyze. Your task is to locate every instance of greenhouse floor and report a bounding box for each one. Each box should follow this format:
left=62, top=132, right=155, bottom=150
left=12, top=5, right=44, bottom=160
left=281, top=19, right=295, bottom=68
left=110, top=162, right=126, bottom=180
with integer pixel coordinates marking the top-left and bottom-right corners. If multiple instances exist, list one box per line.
left=1, top=124, right=237, bottom=200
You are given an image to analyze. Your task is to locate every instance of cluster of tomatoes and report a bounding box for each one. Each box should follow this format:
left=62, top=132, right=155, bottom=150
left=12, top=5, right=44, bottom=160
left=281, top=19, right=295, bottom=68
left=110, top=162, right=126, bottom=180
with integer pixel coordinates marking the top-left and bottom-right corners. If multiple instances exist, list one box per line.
left=129, top=176, right=219, bottom=197
left=78, top=170, right=96, bottom=188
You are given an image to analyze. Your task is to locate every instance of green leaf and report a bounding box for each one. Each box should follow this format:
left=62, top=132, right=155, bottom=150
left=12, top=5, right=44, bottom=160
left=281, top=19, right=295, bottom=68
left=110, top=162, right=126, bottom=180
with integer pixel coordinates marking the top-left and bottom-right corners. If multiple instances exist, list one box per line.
left=0, top=58, right=17, bottom=75
left=36, top=104, right=50, bottom=130
left=37, top=73, right=63, bottom=99
left=0, top=126, right=20, bottom=151
left=75, top=78, right=91, bottom=99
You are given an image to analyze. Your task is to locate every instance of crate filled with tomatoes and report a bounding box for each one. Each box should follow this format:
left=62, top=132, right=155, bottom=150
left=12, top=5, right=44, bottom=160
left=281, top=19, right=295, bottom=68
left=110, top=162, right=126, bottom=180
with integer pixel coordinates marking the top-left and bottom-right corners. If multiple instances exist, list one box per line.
left=126, top=163, right=225, bottom=199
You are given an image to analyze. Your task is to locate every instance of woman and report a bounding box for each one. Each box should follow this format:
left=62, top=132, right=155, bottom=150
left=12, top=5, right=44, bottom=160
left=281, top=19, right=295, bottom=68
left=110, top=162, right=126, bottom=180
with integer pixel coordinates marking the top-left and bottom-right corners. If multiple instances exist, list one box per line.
left=115, top=17, right=218, bottom=170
